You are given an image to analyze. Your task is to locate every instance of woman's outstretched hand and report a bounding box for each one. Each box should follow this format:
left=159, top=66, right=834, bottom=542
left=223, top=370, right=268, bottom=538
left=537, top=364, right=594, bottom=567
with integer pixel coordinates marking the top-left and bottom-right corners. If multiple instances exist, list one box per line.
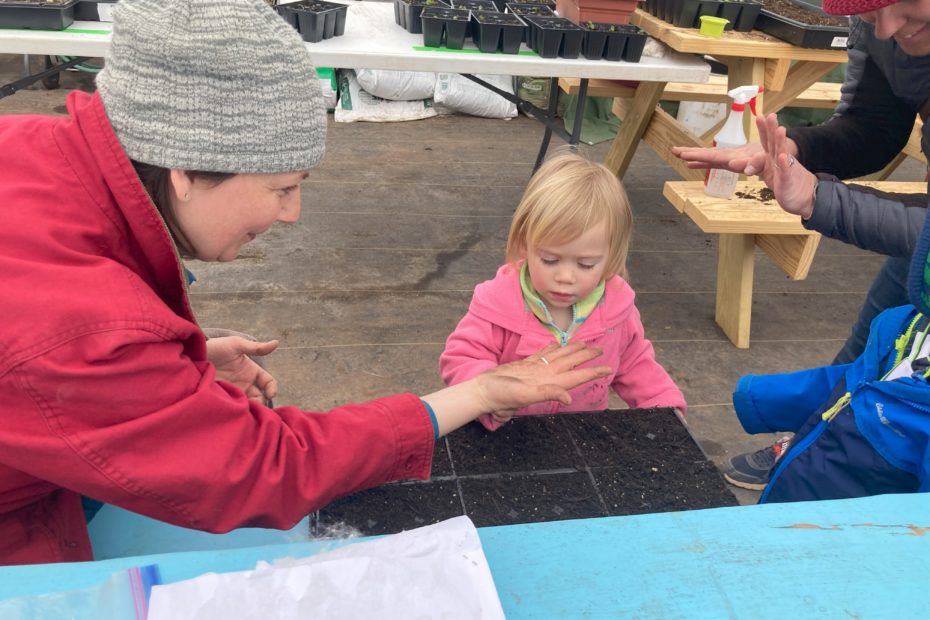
left=206, top=336, right=279, bottom=403
left=671, top=142, right=764, bottom=173
left=743, top=113, right=818, bottom=219
left=422, top=342, right=612, bottom=437
left=472, top=342, right=610, bottom=413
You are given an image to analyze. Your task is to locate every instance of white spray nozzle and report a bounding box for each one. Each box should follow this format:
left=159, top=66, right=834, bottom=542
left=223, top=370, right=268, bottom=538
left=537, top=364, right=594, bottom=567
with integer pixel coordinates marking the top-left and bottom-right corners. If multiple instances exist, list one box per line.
left=727, top=85, right=763, bottom=104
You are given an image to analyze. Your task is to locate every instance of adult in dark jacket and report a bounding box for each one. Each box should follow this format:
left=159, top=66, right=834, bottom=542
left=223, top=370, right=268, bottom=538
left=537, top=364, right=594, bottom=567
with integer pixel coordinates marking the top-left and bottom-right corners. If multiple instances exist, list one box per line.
left=0, top=0, right=611, bottom=566
left=672, top=0, right=930, bottom=489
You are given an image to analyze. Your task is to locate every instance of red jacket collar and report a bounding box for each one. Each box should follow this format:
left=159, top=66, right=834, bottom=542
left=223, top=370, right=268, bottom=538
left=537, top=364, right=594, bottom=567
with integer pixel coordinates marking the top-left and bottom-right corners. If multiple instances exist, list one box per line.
left=64, top=91, right=193, bottom=320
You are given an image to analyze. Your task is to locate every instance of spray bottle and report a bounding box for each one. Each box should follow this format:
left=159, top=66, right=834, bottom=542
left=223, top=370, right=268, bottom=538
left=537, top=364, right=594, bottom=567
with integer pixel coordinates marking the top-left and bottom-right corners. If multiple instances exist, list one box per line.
left=704, top=85, right=763, bottom=198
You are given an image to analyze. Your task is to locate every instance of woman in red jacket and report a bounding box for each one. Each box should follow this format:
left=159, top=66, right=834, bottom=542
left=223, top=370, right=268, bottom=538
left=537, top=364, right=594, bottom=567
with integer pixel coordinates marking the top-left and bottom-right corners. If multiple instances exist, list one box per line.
left=0, top=0, right=610, bottom=565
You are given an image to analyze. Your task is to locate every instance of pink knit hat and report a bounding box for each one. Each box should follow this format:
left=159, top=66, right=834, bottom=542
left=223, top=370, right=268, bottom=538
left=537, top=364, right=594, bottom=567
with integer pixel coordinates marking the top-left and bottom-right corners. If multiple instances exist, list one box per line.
left=822, top=0, right=897, bottom=15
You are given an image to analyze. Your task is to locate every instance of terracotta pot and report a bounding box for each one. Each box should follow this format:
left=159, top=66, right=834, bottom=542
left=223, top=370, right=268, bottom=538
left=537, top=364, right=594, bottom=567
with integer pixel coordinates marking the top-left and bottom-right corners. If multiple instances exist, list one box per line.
left=555, top=0, right=642, bottom=25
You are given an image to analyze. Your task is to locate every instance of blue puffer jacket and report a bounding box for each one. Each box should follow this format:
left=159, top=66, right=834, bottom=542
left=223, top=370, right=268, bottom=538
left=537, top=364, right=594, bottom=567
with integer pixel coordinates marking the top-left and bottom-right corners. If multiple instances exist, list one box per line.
left=733, top=305, right=930, bottom=504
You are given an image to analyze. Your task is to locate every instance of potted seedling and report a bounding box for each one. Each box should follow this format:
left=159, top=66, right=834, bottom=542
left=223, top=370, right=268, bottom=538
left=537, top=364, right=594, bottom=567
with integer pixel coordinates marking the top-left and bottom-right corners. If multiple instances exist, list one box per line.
left=523, top=14, right=584, bottom=59
left=395, top=0, right=451, bottom=34
left=618, top=23, right=647, bottom=61
left=580, top=21, right=647, bottom=61
left=451, top=0, right=497, bottom=38
left=504, top=2, right=555, bottom=16
left=451, top=0, right=497, bottom=10
left=0, top=0, right=79, bottom=30
left=420, top=5, right=470, bottom=48
left=472, top=10, right=526, bottom=53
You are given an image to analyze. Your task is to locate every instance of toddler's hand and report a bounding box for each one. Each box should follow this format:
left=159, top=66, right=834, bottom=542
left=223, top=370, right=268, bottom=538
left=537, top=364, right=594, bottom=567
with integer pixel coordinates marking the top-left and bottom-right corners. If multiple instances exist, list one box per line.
left=490, top=410, right=515, bottom=425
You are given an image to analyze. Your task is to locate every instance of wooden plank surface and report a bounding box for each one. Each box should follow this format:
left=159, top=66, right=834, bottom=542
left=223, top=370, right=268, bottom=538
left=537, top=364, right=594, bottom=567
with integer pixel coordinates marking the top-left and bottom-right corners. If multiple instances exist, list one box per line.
left=663, top=180, right=927, bottom=234
left=560, top=74, right=842, bottom=108
left=632, top=9, right=849, bottom=62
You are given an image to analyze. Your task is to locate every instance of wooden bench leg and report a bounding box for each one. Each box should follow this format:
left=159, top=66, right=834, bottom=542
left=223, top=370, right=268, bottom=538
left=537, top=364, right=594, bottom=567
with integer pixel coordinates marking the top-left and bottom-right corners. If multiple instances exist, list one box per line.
left=716, top=233, right=755, bottom=348
left=604, top=80, right=666, bottom=179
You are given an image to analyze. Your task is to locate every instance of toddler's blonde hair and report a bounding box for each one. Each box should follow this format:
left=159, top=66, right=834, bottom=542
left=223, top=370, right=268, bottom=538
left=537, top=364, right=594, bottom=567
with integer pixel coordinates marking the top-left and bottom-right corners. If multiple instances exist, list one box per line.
left=506, top=150, right=633, bottom=279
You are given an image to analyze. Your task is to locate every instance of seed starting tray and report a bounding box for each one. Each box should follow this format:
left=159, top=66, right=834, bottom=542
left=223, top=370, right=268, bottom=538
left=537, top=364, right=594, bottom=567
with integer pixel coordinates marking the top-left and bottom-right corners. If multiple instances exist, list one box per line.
left=0, top=0, right=79, bottom=30
left=754, top=0, right=848, bottom=49
left=311, top=408, right=738, bottom=537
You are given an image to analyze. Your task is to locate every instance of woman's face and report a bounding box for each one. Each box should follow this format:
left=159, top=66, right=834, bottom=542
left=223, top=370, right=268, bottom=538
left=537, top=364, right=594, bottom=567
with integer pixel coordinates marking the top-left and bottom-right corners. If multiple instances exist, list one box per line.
left=861, top=0, right=930, bottom=55
left=172, top=171, right=308, bottom=262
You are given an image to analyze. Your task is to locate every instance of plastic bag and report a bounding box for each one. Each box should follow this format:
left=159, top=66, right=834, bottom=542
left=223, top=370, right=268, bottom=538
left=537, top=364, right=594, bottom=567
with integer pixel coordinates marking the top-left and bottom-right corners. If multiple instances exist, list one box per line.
left=335, top=70, right=438, bottom=123
left=355, top=69, right=437, bottom=101
left=434, top=73, right=518, bottom=119
left=0, top=565, right=160, bottom=620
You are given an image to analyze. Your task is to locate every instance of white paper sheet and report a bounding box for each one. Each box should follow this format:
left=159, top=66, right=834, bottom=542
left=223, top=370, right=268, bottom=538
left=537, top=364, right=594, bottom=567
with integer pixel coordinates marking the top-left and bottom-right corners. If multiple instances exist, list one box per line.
left=148, top=516, right=505, bottom=619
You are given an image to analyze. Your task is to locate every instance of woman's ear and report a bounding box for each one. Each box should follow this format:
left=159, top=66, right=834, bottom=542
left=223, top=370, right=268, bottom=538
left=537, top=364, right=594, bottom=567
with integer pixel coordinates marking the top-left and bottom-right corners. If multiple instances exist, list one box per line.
left=168, top=169, right=193, bottom=204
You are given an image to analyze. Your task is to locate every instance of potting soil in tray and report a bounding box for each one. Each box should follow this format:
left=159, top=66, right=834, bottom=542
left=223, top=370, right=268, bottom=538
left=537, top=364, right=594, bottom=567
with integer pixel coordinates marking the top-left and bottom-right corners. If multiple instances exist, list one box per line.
left=0, top=0, right=78, bottom=30
left=310, top=408, right=738, bottom=537
left=755, top=0, right=848, bottom=48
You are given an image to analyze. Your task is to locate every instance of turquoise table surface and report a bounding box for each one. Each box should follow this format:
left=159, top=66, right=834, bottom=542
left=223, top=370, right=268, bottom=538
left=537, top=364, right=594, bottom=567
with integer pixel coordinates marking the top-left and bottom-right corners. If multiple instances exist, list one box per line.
left=1, top=493, right=928, bottom=618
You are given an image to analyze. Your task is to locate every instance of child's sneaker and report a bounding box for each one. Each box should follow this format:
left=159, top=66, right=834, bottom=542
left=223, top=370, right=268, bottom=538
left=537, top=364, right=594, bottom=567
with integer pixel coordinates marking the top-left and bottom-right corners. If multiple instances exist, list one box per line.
left=722, top=436, right=793, bottom=491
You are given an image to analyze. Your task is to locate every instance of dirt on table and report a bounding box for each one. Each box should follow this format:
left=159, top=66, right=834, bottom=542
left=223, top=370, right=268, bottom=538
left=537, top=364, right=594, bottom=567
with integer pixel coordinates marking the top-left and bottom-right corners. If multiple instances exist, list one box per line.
left=761, top=0, right=849, bottom=26
left=735, top=187, right=776, bottom=202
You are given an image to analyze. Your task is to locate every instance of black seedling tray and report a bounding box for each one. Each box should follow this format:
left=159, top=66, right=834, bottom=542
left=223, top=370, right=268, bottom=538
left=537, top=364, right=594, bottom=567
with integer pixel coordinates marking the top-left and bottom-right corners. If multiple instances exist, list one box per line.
left=643, top=0, right=760, bottom=31
left=717, top=0, right=762, bottom=31
left=420, top=5, right=469, bottom=48
left=277, top=0, right=348, bottom=43
left=505, top=1, right=555, bottom=16
left=74, top=0, right=115, bottom=22
left=394, top=0, right=452, bottom=34
left=450, top=0, right=497, bottom=10
left=310, top=408, right=738, bottom=537
left=0, top=0, right=79, bottom=30
left=581, top=22, right=645, bottom=61
left=754, top=0, right=848, bottom=49
left=472, top=10, right=525, bottom=53
left=523, top=14, right=584, bottom=58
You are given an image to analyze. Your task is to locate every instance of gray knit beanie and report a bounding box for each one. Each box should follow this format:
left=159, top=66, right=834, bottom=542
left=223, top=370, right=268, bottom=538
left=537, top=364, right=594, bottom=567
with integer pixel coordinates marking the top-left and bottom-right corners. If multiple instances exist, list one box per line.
left=97, top=0, right=326, bottom=173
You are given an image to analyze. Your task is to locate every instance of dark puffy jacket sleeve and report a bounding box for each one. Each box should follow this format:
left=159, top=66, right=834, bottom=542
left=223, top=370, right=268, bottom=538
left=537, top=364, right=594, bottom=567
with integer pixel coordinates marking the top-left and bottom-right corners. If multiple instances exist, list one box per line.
left=787, top=19, right=917, bottom=179
left=785, top=17, right=928, bottom=256
left=804, top=176, right=928, bottom=257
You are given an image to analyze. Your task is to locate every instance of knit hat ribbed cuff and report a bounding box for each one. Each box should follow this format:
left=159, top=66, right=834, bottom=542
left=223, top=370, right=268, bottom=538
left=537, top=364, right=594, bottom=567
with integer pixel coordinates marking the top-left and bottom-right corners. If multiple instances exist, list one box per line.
left=822, top=0, right=897, bottom=16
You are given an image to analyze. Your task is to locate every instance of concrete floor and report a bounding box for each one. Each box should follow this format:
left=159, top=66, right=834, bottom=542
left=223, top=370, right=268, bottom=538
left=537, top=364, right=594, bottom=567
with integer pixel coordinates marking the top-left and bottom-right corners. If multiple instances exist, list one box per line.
left=4, top=54, right=923, bottom=506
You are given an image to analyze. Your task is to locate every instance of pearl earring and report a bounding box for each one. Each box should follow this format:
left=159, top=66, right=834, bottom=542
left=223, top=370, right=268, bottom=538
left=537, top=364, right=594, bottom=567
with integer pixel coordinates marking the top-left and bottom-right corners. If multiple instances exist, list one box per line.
left=183, top=192, right=190, bottom=201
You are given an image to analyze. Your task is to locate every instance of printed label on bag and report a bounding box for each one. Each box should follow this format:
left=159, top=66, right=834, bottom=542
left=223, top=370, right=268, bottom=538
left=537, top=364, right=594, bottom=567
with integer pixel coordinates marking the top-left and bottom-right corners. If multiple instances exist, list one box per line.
left=831, top=36, right=848, bottom=48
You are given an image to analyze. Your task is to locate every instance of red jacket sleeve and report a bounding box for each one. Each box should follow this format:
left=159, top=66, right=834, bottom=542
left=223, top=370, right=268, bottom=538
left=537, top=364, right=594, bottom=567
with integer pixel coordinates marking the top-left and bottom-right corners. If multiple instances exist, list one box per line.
left=3, top=329, right=435, bottom=533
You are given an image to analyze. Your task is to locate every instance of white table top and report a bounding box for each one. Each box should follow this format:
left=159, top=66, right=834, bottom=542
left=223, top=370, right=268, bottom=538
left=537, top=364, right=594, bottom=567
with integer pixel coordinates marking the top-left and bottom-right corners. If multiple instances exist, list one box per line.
left=0, top=2, right=709, bottom=82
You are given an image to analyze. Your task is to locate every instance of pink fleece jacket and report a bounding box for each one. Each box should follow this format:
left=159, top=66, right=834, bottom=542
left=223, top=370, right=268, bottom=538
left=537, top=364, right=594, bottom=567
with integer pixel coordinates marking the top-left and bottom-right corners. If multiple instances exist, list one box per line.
left=440, top=265, right=687, bottom=430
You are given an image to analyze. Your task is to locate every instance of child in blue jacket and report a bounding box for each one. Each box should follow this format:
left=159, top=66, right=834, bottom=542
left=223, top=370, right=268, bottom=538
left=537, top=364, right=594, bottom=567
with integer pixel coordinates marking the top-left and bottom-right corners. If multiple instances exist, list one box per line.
left=734, top=216, right=930, bottom=503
